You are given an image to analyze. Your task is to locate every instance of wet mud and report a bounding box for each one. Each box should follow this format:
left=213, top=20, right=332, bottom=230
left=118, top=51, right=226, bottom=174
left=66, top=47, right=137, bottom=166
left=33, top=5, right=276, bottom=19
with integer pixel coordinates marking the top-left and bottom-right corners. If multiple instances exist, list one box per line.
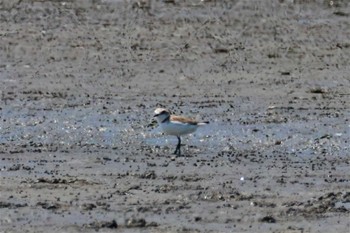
left=0, top=0, right=349, bottom=232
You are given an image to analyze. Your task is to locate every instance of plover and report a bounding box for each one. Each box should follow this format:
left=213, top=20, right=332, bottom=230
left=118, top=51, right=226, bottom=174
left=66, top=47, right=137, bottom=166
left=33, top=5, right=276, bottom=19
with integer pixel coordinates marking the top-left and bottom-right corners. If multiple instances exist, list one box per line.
left=154, top=108, right=209, bottom=156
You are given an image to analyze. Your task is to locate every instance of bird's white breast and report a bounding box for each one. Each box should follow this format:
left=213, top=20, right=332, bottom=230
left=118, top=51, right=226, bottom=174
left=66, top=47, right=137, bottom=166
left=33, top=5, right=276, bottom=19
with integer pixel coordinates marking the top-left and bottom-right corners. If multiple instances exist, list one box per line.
left=160, top=121, right=198, bottom=136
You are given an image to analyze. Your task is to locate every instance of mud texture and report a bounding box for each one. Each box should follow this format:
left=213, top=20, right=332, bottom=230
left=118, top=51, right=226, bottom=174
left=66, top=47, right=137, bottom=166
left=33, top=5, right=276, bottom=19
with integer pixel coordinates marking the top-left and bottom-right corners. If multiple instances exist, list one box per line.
left=0, top=0, right=350, bottom=232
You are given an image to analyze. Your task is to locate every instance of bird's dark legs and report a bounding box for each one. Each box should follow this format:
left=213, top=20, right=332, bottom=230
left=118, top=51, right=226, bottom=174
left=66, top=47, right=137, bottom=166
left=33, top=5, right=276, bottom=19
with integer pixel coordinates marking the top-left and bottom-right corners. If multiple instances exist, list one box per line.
left=173, top=136, right=181, bottom=156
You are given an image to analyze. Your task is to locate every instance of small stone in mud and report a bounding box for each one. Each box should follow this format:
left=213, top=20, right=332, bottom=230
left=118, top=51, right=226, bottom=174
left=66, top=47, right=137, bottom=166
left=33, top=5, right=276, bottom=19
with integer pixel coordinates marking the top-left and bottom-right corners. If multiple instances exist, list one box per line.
left=126, top=218, right=146, bottom=228
left=194, top=216, right=202, bottom=222
left=35, top=178, right=65, bottom=184
left=259, top=215, right=276, bottom=223
left=81, top=203, right=97, bottom=210
left=146, top=221, right=159, bottom=227
left=7, top=164, right=21, bottom=171
left=86, top=220, right=118, bottom=229
left=140, top=170, right=157, bottom=179
left=309, top=87, right=328, bottom=94
left=36, top=202, right=60, bottom=210
left=280, top=71, right=290, bottom=75
left=127, top=185, right=141, bottom=191
left=214, top=47, right=229, bottom=53
left=275, top=140, right=282, bottom=145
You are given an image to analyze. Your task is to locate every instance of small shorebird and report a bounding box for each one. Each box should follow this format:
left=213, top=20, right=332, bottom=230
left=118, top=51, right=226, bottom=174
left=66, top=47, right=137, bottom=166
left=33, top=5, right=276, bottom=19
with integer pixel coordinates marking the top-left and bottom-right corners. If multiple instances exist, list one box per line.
left=154, top=108, right=209, bottom=156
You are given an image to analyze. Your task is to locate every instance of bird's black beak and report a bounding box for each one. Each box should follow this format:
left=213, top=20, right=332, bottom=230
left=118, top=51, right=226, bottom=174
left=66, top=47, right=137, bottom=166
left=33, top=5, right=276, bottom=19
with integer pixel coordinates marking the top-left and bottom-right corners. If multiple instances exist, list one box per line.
left=154, top=113, right=159, bottom=117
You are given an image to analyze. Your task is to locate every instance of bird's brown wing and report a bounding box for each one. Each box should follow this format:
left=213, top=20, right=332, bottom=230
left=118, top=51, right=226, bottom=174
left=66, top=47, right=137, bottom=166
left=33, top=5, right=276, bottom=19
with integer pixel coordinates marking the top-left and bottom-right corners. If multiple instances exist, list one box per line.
left=170, top=115, right=199, bottom=125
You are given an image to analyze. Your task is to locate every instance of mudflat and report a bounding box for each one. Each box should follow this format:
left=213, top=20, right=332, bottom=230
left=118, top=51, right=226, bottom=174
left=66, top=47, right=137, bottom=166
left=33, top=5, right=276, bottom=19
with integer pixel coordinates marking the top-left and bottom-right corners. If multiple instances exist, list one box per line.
left=0, top=0, right=349, bottom=232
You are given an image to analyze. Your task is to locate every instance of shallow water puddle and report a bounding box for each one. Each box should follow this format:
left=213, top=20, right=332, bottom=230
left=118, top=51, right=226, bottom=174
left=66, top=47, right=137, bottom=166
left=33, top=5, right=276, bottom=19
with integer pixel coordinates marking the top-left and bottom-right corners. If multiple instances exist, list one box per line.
left=1, top=105, right=348, bottom=159
left=144, top=119, right=349, bottom=158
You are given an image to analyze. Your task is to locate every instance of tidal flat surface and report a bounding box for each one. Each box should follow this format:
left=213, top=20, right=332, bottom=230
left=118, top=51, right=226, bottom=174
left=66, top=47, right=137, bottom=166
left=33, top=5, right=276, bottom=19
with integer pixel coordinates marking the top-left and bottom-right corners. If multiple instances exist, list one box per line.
left=0, top=0, right=349, bottom=232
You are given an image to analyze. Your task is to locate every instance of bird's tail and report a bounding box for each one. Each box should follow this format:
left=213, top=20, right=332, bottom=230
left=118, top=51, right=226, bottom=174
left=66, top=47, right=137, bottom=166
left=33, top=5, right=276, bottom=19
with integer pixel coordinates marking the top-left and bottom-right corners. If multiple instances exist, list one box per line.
left=197, top=121, right=209, bottom=126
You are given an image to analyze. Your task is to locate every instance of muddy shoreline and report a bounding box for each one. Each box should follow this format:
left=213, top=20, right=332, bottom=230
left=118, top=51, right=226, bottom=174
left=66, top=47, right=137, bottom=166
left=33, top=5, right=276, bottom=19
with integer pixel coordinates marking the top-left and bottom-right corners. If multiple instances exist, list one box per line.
left=0, top=0, right=349, bottom=232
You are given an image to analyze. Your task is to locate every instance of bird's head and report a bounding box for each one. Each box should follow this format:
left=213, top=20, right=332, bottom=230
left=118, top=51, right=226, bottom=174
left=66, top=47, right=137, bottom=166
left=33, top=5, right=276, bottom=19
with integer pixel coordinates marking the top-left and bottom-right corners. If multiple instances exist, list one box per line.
left=154, top=108, right=170, bottom=123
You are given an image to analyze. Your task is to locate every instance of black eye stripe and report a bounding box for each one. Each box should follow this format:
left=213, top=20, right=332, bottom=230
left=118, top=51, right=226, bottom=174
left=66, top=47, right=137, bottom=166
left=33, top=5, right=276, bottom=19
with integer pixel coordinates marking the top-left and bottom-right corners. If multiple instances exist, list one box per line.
left=154, top=112, right=163, bottom=117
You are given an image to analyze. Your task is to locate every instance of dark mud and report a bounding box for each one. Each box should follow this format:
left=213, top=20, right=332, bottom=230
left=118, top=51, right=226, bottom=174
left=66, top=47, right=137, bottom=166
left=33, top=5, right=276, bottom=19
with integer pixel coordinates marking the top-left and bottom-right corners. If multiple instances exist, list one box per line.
left=0, top=0, right=349, bottom=232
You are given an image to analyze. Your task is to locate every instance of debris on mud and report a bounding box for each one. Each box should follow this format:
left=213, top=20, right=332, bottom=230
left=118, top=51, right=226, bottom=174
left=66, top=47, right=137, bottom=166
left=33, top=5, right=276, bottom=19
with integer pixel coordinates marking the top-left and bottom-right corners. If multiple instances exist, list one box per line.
left=259, top=216, right=276, bottom=223
left=85, top=220, right=118, bottom=229
left=126, top=218, right=146, bottom=228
